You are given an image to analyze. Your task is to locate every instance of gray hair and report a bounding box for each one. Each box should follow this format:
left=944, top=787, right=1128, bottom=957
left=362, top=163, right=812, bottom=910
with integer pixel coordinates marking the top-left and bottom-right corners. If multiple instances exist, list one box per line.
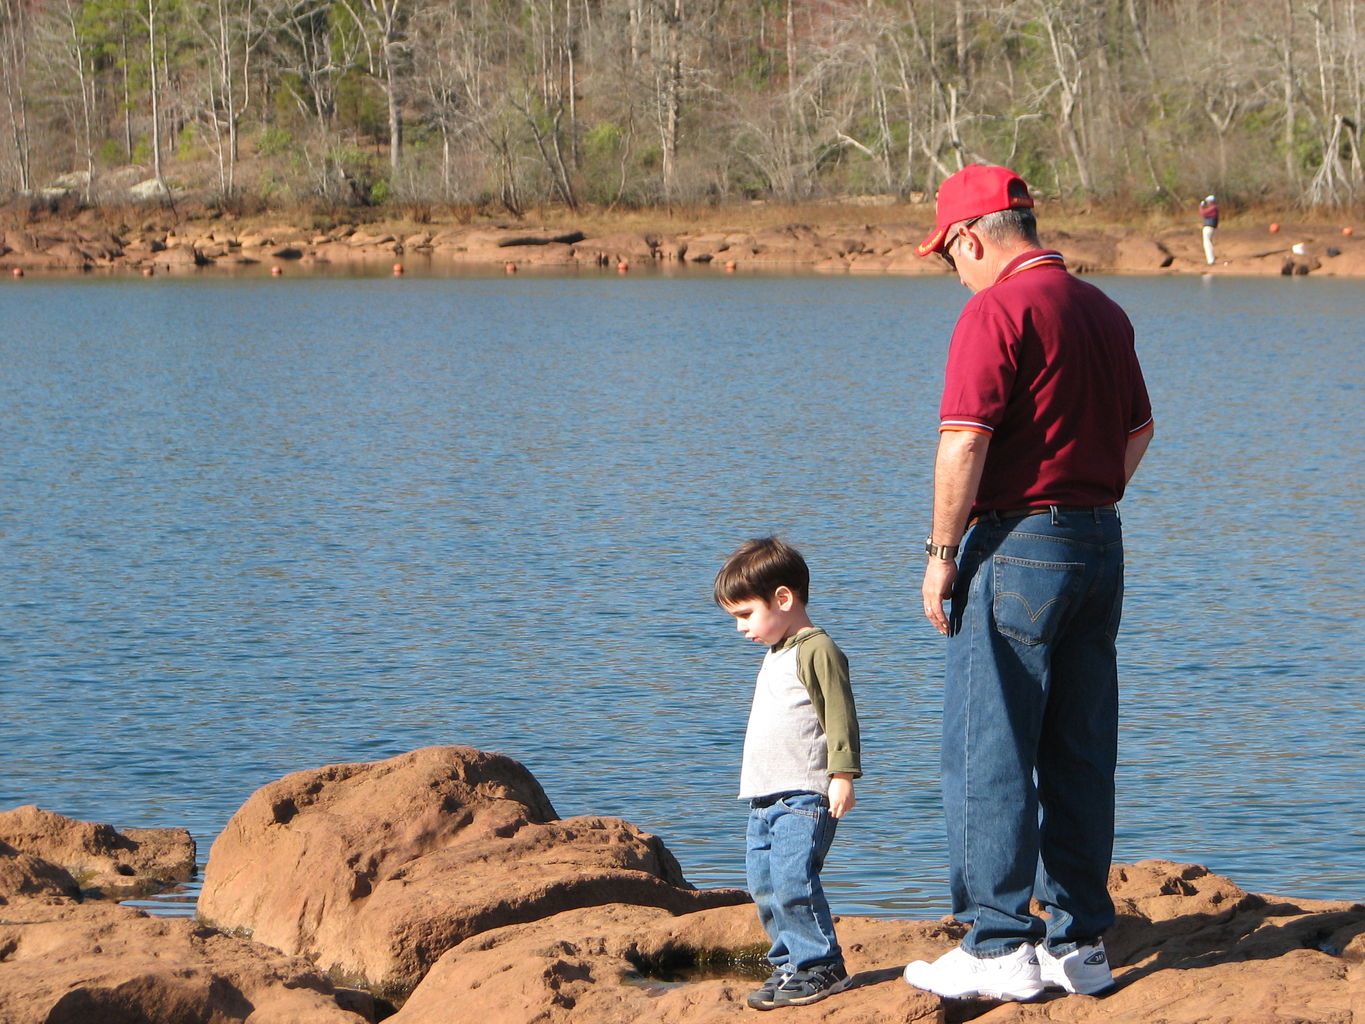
left=974, top=208, right=1041, bottom=248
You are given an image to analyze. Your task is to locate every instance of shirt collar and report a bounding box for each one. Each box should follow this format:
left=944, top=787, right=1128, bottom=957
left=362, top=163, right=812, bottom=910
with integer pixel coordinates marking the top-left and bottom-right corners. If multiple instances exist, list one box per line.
left=994, top=249, right=1067, bottom=285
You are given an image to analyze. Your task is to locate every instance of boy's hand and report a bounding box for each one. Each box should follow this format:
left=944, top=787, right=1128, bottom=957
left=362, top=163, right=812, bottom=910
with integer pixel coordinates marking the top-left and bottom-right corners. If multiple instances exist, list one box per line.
left=828, top=775, right=856, bottom=819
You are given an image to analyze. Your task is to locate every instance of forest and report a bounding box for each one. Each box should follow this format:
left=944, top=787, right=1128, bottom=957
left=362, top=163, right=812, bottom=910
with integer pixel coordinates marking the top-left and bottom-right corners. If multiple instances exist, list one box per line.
left=1, top=0, right=1362, bottom=215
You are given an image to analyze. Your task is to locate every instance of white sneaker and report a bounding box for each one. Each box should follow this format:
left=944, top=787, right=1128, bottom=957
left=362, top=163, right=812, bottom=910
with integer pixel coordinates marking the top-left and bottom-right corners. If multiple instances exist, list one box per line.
left=903, top=943, right=1043, bottom=1001
left=1035, top=941, right=1114, bottom=995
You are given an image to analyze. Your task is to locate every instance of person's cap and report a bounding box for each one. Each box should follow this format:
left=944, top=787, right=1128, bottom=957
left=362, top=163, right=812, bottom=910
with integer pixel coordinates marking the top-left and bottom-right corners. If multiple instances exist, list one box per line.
left=917, top=164, right=1034, bottom=258
left=1204, top=195, right=1216, bottom=202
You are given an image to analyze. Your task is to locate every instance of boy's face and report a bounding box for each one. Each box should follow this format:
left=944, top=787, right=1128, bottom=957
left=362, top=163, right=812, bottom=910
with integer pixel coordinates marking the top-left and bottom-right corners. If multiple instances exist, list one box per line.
left=721, top=587, right=802, bottom=649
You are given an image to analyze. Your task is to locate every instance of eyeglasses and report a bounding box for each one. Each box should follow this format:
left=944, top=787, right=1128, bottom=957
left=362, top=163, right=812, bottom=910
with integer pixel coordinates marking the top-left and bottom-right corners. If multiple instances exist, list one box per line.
left=940, top=216, right=983, bottom=271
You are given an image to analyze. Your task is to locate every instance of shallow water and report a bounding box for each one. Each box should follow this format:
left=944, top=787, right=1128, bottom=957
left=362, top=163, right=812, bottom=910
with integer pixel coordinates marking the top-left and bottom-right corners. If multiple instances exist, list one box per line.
left=1, top=267, right=1361, bottom=916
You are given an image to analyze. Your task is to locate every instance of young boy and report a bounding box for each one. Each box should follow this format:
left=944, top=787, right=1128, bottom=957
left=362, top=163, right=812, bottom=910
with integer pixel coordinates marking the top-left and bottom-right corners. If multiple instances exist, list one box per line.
left=714, top=536, right=862, bottom=1011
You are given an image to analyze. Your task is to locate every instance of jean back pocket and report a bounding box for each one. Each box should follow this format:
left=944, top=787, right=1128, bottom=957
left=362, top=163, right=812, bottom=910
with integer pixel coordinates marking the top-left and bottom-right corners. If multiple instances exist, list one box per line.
left=991, top=554, right=1084, bottom=645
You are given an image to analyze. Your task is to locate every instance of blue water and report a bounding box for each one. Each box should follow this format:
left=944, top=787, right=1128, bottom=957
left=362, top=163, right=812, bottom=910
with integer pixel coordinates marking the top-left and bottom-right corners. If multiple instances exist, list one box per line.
left=2, top=267, right=1362, bottom=917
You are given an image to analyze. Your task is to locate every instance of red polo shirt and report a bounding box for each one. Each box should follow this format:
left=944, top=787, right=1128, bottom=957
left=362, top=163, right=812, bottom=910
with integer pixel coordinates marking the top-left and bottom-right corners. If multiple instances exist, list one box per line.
left=939, top=250, right=1153, bottom=515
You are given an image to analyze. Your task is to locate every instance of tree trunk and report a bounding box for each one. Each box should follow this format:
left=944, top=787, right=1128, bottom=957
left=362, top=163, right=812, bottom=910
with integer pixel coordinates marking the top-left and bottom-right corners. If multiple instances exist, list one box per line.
left=1, top=0, right=32, bottom=192
left=145, top=0, right=164, bottom=186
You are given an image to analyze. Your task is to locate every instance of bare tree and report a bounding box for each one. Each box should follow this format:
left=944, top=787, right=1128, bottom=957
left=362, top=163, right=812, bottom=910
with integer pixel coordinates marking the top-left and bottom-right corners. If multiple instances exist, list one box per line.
left=0, top=0, right=33, bottom=191
left=337, top=0, right=411, bottom=176
left=42, top=0, right=101, bottom=199
left=192, top=0, right=275, bottom=196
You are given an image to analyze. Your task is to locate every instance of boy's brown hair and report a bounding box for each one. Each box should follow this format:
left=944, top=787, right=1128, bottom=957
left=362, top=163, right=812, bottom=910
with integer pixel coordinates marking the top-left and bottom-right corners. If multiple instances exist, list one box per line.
left=714, top=536, right=810, bottom=607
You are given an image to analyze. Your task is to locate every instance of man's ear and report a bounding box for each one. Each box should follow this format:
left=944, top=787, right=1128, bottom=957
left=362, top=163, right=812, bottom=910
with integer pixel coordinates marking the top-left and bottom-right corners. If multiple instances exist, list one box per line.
left=773, top=585, right=796, bottom=610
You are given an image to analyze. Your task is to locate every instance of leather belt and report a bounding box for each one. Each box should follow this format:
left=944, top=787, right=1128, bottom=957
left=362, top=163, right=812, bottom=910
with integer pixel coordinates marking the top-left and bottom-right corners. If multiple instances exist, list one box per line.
left=967, top=504, right=1117, bottom=530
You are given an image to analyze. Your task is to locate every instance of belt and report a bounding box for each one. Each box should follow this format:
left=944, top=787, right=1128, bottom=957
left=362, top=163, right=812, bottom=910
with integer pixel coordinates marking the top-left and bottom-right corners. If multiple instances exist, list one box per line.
left=749, top=791, right=818, bottom=809
left=967, top=504, right=1117, bottom=530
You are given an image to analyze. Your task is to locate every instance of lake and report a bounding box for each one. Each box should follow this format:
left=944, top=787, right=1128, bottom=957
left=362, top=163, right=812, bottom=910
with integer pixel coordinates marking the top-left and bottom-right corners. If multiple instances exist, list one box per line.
left=2, top=265, right=1362, bottom=917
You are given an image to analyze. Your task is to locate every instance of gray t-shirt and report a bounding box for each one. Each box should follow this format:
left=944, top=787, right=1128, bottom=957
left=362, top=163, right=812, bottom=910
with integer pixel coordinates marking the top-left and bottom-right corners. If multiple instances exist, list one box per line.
left=738, top=627, right=861, bottom=800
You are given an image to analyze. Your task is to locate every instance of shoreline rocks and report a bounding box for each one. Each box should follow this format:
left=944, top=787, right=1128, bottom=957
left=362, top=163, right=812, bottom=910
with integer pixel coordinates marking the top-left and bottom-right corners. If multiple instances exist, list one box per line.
left=197, top=746, right=748, bottom=1001
left=0, top=805, right=194, bottom=900
left=3, top=748, right=1363, bottom=1024
left=2, top=219, right=1363, bottom=277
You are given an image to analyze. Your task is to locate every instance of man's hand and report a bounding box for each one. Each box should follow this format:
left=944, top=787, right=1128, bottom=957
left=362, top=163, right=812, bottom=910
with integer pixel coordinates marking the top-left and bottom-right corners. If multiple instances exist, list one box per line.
left=923, top=557, right=958, bottom=635
left=828, top=775, right=856, bottom=819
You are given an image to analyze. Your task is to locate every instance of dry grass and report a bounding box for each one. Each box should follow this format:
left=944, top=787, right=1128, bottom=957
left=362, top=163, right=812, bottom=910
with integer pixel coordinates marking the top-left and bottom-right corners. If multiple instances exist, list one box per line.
left=3, top=191, right=1358, bottom=242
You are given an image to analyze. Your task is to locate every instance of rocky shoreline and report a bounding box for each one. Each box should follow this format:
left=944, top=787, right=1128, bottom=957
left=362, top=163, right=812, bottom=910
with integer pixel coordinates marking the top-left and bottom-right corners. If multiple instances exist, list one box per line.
left=2, top=216, right=1363, bottom=278
left=2, top=747, right=1362, bottom=1024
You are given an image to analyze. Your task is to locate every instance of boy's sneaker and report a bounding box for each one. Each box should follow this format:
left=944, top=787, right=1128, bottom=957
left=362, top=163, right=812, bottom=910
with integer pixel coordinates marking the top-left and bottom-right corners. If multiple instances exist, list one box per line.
left=745, top=968, right=790, bottom=1010
left=903, top=943, right=1043, bottom=1001
left=1036, top=941, right=1115, bottom=995
left=749, top=962, right=851, bottom=1010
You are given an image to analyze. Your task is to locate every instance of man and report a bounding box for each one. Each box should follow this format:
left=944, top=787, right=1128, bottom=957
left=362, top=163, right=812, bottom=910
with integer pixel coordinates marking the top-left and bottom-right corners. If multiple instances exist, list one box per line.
left=903, top=165, right=1153, bottom=1002
left=1199, top=195, right=1219, bottom=265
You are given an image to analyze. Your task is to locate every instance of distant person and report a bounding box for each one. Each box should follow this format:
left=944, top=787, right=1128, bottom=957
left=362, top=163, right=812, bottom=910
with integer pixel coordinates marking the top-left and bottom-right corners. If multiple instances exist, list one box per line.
left=714, top=536, right=862, bottom=1010
left=904, top=164, right=1153, bottom=1001
left=1200, top=195, right=1220, bottom=265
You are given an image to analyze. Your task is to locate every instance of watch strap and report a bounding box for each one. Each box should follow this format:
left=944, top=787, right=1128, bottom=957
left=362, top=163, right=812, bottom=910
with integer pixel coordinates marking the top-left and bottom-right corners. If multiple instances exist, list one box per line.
left=925, top=538, right=960, bottom=560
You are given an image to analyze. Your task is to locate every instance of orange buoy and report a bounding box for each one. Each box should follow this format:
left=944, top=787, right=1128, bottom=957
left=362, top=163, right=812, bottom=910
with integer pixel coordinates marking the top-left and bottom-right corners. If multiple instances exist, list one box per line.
left=617, top=259, right=629, bottom=273
left=271, top=265, right=282, bottom=276
left=1268, top=222, right=1280, bottom=233
left=504, top=261, right=517, bottom=274
left=724, top=259, right=737, bottom=272
left=11, top=267, right=23, bottom=277
left=393, top=262, right=404, bottom=274
left=1343, top=226, right=1355, bottom=237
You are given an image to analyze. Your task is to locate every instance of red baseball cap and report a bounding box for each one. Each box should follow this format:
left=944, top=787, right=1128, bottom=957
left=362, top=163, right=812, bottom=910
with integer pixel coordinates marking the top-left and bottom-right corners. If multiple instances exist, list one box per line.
left=916, top=164, right=1034, bottom=257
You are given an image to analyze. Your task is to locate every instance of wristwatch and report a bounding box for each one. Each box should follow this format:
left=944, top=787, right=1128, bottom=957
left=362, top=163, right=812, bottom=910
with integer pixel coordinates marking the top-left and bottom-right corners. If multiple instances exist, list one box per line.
left=924, top=538, right=960, bottom=560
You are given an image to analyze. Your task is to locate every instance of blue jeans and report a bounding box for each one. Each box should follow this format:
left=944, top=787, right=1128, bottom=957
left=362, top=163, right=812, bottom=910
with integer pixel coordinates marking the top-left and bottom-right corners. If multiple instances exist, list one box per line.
left=943, top=507, right=1122, bottom=956
left=746, top=791, right=841, bottom=971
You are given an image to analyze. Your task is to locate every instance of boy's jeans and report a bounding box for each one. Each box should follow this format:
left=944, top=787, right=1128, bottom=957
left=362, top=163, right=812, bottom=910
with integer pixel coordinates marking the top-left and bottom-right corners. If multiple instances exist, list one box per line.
left=944, top=507, right=1123, bottom=956
left=745, top=791, right=841, bottom=971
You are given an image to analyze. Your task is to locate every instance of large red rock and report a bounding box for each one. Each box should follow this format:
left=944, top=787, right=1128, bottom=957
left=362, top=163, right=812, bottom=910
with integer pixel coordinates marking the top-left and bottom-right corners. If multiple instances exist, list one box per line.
left=0, top=897, right=374, bottom=1024
left=0, top=805, right=195, bottom=897
left=389, top=903, right=945, bottom=1024
left=198, top=746, right=748, bottom=1000
left=386, top=859, right=1365, bottom=1024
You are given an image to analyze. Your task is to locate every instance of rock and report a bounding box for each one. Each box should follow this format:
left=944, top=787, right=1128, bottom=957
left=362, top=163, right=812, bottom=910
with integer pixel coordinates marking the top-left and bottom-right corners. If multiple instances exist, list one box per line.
left=1105, top=858, right=1259, bottom=923
left=427, top=227, right=473, bottom=248
left=129, top=178, right=171, bottom=200
left=679, top=233, right=731, bottom=262
left=1115, top=236, right=1174, bottom=271
left=151, top=243, right=207, bottom=267
left=121, top=234, right=165, bottom=253
left=198, top=747, right=747, bottom=1000
left=347, top=231, right=396, bottom=248
left=498, top=242, right=577, bottom=265
left=0, top=840, right=80, bottom=902
left=0, top=806, right=194, bottom=897
left=433, top=227, right=584, bottom=253
left=571, top=232, right=659, bottom=262
left=1047, top=230, right=1116, bottom=274
left=656, top=234, right=688, bottom=260
left=850, top=244, right=943, bottom=273
left=42, top=242, right=96, bottom=268
left=0, top=231, right=50, bottom=254
left=389, top=902, right=946, bottom=1024
left=497, top=229, right=585, bottom=247
left=387, top=861, right=1365, bottom=1024
left=0, top=898, right=375, bottom=1024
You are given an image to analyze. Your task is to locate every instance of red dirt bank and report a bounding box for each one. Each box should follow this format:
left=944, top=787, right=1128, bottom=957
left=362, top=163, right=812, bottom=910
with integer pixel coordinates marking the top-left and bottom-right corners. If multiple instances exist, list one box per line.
left=2, top=210, right=1362, bottom=277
